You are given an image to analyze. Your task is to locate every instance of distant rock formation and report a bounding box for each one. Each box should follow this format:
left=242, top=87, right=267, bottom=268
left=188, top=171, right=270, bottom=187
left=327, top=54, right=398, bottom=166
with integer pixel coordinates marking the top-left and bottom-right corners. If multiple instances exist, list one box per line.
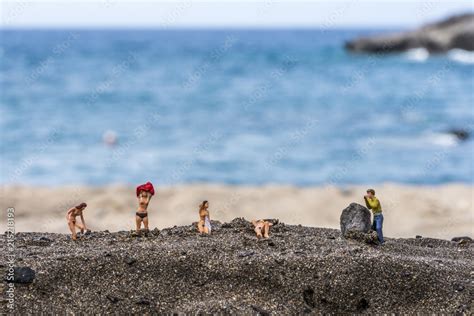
left=345, top=13, right=474, bottom=53
left=446, top=128, right=470, bottom=141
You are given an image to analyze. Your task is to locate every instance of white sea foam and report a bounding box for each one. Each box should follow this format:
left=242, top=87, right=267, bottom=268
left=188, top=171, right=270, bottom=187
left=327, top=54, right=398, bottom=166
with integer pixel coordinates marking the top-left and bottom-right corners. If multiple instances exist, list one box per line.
left=448, top=49, right=474, bottom=64
left=426, top=133, right=459, bottom=147
left=376, top=133, right=459, bottom=149
left=404, top=48, right=429, bottom=62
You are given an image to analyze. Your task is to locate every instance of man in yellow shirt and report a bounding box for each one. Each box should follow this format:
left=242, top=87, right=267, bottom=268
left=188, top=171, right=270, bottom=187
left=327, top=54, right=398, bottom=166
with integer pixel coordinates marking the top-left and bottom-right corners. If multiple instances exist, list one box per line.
left=364, top=189, right=385, bottom=244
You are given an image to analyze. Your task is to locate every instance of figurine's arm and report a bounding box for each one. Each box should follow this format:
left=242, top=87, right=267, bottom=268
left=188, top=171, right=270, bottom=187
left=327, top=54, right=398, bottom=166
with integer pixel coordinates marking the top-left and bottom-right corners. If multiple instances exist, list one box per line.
left=80, top=214, right=87, bottom=230
left=363, top=196, right=371, bottom=209
left=66, top=208, right=75, bottom=220
left=365, top=197, right=379, bottom=210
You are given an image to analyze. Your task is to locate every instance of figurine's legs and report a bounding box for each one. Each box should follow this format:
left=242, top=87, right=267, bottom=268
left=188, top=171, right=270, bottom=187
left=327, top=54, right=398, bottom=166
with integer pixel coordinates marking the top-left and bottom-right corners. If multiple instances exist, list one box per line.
left=263, top=222, right=270, bottom=238
left=197, top=221, right=204, bottom=233
left=75, top=222, right=85, bottom=234
left=254, top=226, right=263, bottom=239
left=135, top=216, right=142, bottom=231
left=374, top=214, right=384, bottom=244
left=143, top=216, right=149, bottom=230
left=68, top=221, right=77, bottom=240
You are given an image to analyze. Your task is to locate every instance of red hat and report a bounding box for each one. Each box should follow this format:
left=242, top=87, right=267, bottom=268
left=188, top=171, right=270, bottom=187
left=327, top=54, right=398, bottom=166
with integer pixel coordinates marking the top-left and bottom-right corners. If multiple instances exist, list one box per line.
left=136, top=182, right=155, bottom=197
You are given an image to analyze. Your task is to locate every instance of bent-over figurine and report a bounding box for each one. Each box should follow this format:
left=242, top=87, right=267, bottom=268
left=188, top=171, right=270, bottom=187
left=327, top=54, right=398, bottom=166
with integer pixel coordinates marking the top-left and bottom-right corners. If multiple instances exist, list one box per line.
left=66, top=202, right=88, bottom=240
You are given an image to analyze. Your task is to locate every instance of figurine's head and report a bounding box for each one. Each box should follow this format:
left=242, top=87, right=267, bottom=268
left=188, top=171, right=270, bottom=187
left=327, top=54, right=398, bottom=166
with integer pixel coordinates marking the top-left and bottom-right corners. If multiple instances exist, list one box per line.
left=199, top=200, right=209, bottom=210
left=366, top=189, right=375, bottom=198
left=136, top=182, right=155, bottom=205
left=138, top=190, right=153, bottom=205
left=75, top=202, right=87, bottom=210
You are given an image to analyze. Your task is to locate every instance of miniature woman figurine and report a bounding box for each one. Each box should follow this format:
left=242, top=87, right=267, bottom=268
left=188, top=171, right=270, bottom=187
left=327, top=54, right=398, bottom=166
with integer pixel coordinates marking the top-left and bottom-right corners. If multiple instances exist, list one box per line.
left=135, top=182, right=155, bottom=232
left=197, top=200, right=211, bottom=234
left=66, top=202, right=88, bottom=240
left=252, top=219, right=272, bottom=239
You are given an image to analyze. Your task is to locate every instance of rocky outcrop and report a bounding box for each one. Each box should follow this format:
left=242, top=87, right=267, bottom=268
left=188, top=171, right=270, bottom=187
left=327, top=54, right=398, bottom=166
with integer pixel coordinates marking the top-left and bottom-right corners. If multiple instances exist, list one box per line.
left=446, top=129, right=470, bottom=141
left=345, top=13, right=474, bottom=53
left=340, top=203, right=371, bottom=237
left=1, top=220, right=472, bottom=314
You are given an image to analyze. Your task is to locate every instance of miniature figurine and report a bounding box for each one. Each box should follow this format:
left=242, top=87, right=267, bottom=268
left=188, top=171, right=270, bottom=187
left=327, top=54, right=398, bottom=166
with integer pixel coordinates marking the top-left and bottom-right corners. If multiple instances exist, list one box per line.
left=364, top=189, right=385, bottom=244
left=66, top=202, right=88, bottom=240
left=135, top=181, right=155, bottom=232
left=252, top=219, right=272, bottom=239
left=197, top=200, right=212, bottom=234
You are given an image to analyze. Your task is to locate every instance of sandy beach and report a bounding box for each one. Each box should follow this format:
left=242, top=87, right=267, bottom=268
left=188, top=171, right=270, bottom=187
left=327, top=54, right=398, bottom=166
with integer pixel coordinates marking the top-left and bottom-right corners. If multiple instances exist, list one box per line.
left=1, top=184, right=472, bottom=239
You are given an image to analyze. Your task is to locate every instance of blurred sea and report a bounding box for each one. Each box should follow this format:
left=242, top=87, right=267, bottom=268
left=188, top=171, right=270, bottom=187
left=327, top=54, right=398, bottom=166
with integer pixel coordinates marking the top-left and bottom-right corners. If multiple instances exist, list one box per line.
left=0, top=29, right=473, bottom=186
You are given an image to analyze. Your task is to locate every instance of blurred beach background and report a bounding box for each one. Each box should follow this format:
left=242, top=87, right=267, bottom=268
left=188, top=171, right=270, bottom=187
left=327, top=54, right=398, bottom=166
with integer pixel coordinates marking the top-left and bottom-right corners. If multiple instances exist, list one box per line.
left=0, top=1, right=473, bottom=238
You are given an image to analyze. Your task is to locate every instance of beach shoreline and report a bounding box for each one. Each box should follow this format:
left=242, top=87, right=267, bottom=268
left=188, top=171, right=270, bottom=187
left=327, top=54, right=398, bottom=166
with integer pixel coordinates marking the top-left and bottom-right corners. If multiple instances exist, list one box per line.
left=1, top=183, right=472, bottom=239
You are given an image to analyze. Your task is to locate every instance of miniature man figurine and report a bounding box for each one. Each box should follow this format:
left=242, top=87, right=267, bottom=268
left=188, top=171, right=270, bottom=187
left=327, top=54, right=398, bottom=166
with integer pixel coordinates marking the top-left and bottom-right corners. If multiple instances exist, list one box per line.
left=66, top=202, right=88, bottom=241
left=135, top=181, right=155, bottom=232
left=364, top=189, right=385, bottom=244
left=197, top=200, right=212, bottom=234
left=252, top=219, right=272, bottom=239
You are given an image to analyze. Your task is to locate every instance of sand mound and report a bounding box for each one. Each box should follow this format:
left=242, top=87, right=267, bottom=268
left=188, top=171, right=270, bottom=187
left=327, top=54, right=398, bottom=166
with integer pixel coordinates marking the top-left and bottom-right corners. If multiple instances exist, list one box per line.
left=2, top=219, right=472, bottom=314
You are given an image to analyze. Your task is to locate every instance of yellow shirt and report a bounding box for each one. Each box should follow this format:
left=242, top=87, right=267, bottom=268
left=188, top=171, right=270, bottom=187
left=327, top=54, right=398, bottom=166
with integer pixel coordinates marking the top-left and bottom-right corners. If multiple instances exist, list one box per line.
left=365, top=196, right=382, bottom=214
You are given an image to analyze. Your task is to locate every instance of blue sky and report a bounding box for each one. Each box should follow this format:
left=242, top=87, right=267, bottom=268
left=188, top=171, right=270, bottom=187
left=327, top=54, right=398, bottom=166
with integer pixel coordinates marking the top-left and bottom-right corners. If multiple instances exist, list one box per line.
left=1, top=1, right=473, bottom=29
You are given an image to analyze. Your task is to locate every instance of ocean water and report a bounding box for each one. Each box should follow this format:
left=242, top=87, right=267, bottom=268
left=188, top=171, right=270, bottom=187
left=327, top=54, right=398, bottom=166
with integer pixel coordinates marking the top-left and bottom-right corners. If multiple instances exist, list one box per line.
left=0, top=29, right=473, bottom=186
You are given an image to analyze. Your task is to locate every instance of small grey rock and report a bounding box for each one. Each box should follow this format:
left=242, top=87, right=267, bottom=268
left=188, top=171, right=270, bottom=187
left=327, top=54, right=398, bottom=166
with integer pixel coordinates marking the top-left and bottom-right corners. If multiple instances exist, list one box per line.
left=451, top=236, right=472, bottom=243
left=124, top=257, right=137, bottom=265
left=340, top=203, right=371, bottom=237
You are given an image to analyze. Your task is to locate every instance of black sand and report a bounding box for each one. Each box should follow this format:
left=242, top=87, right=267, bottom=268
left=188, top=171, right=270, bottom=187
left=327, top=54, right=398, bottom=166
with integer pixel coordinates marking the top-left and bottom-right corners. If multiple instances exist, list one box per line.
left=1, top=218, right=472, bottom=314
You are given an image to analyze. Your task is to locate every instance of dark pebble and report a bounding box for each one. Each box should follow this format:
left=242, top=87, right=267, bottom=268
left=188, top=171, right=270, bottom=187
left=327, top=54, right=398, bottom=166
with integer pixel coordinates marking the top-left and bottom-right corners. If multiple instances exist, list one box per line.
left=402, top=271, right=411, bottom=278
left=356, top=298, right=370, bottom=311
left=274, top=258, right=284, bottom=264
left=451, top=236, right=472, bottom=243
left=124, top=257, right=137, bottom=265
left=238, top=251, right=255, bottom=258
left=303, top=287, right=315, bottom=308
left=106, top=295, right=121, bottom=303
left=251, top=304, right=270, bottom=316
left=6, top=267, right=36, bottom=284
left=136, top=298, right=151, bottom=305
left=454, top=284, right=465, bottom=291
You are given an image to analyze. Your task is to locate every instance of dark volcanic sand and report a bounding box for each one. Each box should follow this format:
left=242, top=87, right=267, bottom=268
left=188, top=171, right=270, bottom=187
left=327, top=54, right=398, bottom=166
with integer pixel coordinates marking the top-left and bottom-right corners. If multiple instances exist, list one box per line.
left=1, top=218, right=472, bottom=314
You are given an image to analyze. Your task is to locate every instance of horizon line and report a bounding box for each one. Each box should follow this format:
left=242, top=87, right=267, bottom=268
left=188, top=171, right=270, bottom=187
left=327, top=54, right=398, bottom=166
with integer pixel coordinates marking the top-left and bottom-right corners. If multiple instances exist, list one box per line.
left=0, top=25, right=409, bottom=31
